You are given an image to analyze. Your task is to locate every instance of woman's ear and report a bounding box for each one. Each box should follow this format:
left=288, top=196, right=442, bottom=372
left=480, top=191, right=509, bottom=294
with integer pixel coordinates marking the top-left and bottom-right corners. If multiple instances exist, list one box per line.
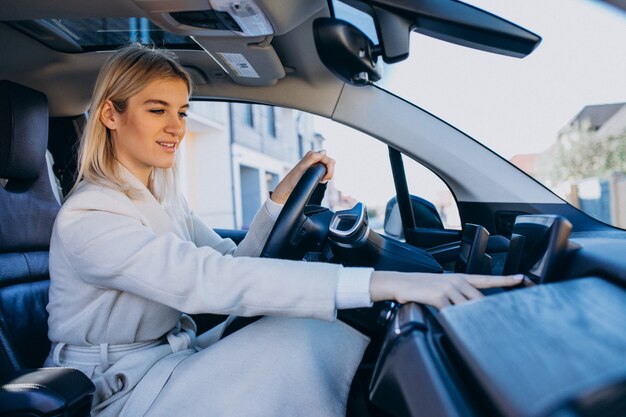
left=100, top=100, right=118, bottom=130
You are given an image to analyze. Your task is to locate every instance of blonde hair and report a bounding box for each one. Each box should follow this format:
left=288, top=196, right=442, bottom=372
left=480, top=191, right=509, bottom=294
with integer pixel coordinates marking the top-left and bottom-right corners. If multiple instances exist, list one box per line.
left=72, top=43, right=192, bottom=203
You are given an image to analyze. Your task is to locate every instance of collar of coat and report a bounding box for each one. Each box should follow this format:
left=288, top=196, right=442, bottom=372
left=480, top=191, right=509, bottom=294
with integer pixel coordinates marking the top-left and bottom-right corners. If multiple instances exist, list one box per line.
left=117, top=164, right=183, bottom=237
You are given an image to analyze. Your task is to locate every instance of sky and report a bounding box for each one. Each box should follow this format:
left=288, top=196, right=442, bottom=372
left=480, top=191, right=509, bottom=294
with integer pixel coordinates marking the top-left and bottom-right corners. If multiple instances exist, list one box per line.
left=313, top=0, right=626, bottom=216
left=379, top=0, right=626, bottom=158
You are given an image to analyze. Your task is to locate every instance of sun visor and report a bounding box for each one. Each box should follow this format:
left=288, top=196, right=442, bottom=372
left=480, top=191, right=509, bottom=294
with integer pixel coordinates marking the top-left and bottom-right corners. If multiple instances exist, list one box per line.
left=194, top=37, right=285, bottom=86
left=135, top=0, right=314, bottom=86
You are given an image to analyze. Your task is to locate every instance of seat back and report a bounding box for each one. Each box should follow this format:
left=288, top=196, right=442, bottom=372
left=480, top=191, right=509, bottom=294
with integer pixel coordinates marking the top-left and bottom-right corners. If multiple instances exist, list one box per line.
left=0, top=80, right=59, bottom=373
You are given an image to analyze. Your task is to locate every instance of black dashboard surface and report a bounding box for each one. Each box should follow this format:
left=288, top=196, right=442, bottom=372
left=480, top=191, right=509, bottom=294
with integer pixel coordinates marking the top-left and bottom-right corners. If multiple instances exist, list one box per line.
left=568, top=237, right=626, bottom=284
left=438, top=277, right=626, bottom=417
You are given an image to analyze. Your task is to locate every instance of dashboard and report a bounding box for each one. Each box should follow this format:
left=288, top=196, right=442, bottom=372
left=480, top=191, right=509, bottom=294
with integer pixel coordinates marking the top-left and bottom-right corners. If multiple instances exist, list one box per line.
left=364, top=214, right=626, bottom=417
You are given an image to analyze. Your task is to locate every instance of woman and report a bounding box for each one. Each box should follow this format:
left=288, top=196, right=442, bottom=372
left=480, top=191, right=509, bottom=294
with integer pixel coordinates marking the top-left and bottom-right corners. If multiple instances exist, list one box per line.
left=45, top=44, right=522, bottom=416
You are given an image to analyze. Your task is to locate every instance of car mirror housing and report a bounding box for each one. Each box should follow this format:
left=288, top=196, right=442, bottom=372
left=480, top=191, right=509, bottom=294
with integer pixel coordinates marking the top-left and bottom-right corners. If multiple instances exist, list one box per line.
left=313, top=17, right=382, bottom=85
left=332, top=0, right=541, bottom=66
left=384, top=195, right=444, bottom=239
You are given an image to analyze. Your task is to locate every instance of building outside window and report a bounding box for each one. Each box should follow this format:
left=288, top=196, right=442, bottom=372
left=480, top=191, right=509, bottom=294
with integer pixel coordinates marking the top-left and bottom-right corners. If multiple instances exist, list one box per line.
left=182, top=102, right=319, bottom=229
left=239, top=165, right=262, bottom=229
left=268, top=106, right=276, bottom=138
left=243, top=104, right=254, bottom=127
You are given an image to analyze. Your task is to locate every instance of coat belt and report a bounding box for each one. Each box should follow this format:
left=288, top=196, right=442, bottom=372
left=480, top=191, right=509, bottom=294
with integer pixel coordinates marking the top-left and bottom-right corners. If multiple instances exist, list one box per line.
left=50, top=314, right=235, bottom=416
left=51, top=314, right=199, bottom=371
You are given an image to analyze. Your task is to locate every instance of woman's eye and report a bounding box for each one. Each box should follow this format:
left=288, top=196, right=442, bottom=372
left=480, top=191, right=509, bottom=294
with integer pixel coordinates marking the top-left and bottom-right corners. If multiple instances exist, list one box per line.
left=179, top=112, right=189, bottom=118
left=149, top=109, right=165, bottom=115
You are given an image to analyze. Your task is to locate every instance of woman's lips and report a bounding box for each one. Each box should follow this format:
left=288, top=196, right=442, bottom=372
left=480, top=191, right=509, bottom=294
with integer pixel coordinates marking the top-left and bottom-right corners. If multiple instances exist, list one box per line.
left=156, top=141, right=177, bottom=152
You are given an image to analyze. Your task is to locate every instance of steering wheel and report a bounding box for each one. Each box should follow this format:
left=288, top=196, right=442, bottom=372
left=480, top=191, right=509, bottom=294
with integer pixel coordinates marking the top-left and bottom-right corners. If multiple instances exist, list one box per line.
left=260, top=163, right=327, bottom=258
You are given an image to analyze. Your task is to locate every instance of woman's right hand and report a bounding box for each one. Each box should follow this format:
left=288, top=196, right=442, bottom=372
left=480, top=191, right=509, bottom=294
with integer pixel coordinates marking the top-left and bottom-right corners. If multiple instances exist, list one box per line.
left=370, top=271, right=525, bottom=310
left=270, top=150, right=335, bottom=205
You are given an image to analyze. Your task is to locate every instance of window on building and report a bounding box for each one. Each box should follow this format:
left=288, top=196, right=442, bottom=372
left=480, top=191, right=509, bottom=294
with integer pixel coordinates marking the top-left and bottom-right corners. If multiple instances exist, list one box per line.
left=239, top=165, right=261, bottom=229
left=266, top=171, right=279, bottom=192
left=268, top=106, right=277, bottom=137
left=244, top=104, right=254, bottom=127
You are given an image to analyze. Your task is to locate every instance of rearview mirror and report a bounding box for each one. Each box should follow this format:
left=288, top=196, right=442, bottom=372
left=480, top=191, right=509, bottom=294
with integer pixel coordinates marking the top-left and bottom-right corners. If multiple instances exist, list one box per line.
left=371, top=0, right=541, bottom=62
left=313, top=17, right=382, bottom=85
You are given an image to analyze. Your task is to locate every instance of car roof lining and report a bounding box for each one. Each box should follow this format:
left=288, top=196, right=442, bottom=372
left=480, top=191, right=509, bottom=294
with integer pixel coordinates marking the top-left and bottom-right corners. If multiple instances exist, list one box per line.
left=0, top=1, right=345, bottom=117
left=0, top=0, right=146, bottom=20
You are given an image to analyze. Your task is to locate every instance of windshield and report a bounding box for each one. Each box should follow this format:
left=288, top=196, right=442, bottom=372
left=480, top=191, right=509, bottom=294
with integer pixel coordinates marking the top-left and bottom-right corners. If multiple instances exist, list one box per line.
left=364, top=0, right=626, bottom=229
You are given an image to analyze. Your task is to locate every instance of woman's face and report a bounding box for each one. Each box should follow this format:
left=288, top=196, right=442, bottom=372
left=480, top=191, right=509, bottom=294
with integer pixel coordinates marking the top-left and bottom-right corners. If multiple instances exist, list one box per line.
left=103, top=77, right=189, bottom=185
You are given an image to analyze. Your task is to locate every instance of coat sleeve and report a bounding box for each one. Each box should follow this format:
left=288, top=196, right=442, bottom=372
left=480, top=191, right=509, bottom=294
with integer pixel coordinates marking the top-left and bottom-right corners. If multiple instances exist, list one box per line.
left=55, top=189, right=340, bottom=320
left=186, top=199, right=277, bottom=258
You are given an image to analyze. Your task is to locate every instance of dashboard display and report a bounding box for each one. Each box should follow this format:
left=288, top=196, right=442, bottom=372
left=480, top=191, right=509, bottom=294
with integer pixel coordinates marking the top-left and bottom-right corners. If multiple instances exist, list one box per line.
left=504, top=215, right=572, bottom=282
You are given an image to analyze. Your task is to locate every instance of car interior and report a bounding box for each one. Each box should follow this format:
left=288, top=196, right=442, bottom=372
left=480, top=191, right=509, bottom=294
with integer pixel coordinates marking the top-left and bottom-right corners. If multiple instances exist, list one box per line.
left=1, top=1, right=625, bottom=417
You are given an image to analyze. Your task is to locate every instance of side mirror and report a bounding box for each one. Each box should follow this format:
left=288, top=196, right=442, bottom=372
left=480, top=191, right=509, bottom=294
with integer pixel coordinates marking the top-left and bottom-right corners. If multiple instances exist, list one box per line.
left=313, top=17, right=381, bottom=85
left=384, top=195, right=444, bottom=239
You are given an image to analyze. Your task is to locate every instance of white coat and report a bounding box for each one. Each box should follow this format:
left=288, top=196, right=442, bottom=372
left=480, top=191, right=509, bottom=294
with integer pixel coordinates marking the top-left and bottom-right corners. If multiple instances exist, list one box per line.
left=45, top=166, right=369, bottom=416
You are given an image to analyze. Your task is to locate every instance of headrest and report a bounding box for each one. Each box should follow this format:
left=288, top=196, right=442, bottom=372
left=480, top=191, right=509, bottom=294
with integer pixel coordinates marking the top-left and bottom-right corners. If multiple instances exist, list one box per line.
left=0, top=81, right=49, bottom=181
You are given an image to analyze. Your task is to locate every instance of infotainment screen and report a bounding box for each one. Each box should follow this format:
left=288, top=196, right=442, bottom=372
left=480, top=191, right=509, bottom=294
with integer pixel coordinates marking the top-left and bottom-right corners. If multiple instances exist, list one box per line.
left=502, top=214, right=572, bottom=282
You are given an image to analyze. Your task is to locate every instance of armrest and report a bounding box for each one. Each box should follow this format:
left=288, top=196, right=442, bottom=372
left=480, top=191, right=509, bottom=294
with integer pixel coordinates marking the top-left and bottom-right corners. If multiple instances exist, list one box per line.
left=0, top=367, right=94, bottom=417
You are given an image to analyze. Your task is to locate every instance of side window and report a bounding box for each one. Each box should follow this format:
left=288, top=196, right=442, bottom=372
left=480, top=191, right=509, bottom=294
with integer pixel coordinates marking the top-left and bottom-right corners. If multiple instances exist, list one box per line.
left=179, top=101, right=460, bottom=235
left=316, top=117, right=460, bottom=235
left=402, top=155, right=461, bottom=231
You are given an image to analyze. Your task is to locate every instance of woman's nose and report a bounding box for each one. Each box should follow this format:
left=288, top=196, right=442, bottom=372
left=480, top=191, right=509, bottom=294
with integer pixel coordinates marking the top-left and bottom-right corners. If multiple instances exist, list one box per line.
left=165, top=114, right=185, bottom=137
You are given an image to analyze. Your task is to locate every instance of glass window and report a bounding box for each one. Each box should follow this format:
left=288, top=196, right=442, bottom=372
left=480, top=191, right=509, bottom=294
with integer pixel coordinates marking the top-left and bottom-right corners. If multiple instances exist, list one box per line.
left=243, top=104, right=254, bottom=127
left=332, top=0, right=379, bottom=44
left=372, top=0, right=626, bottom=229
left=266, top=171, right=279, bottom=191
left=315, top=116, right=459, bottom=234
left=403, top=155, right=461, bottom=230
left=267, top=107, right=277, bottom=137
left=239, top=165, right=261, bottom=229
left=181, top=101, right=460, bottom=236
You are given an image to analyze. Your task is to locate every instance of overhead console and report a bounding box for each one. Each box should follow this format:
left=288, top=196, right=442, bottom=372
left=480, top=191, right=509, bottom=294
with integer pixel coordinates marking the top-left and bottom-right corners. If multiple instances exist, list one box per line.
left=134, top=0, right=274, bottom=39
left=134, top=0, right=326, bottom=86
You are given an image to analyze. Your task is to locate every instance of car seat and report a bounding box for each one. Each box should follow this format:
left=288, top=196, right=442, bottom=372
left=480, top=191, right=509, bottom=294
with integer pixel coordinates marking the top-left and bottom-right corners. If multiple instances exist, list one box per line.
left=0, top=80, right=94, bottom=416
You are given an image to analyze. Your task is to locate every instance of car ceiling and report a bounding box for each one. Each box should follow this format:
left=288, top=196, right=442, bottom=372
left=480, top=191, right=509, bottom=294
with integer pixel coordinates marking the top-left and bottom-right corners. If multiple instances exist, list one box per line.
left=0, top=0, right=346, bottom=117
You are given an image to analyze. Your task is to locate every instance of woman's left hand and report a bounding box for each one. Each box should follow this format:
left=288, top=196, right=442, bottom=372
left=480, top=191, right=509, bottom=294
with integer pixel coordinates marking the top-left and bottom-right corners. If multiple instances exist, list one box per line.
left=270, top=150, right=335, bottom=204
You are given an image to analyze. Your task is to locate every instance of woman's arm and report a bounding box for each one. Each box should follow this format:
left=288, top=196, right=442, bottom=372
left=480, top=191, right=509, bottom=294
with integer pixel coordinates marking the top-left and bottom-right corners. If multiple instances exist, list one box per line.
left=187, top=201, right=276, bottom=257
left=55, top=189, right=341, bottom=319
left=370, top=271, right=524, bottom=309
left=189, top=150, right=334, bottom=257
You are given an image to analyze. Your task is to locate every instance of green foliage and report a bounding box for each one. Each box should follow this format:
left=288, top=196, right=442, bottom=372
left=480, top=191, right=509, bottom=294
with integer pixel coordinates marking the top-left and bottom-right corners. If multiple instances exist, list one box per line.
left=547, top=129, right=626, bottom=181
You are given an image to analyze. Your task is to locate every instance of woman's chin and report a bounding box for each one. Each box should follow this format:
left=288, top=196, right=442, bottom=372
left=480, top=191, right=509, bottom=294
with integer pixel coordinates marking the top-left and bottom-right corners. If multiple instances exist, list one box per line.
left=153, top=158, right=176, bottom=170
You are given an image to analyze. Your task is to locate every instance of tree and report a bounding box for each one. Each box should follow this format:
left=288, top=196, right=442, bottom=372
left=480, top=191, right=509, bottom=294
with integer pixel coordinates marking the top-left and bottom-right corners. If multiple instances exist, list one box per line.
left=546, top=128, right=626, bottom=182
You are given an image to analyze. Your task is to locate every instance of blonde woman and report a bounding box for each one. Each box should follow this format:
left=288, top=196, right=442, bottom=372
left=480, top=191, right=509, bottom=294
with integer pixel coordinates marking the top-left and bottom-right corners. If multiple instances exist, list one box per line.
left=45, top=44, right=522, bottom=417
